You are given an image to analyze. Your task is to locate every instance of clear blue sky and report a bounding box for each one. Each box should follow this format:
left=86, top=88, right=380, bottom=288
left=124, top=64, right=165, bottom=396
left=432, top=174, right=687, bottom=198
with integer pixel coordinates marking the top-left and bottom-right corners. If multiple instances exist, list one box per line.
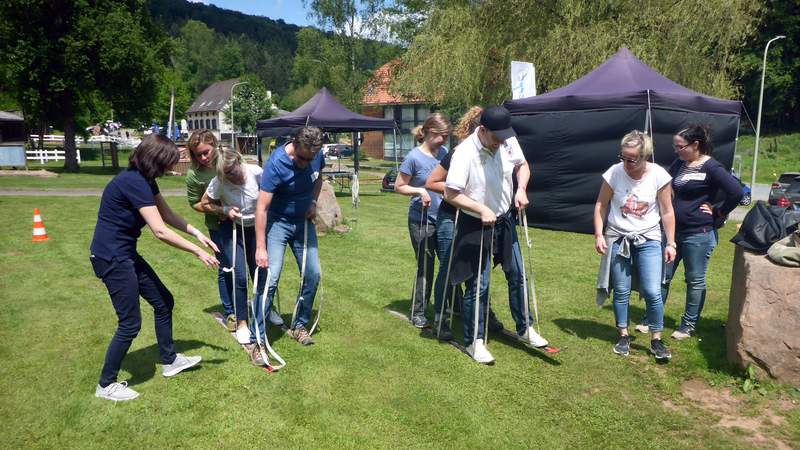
left=192, top=0, right=313, bottom=27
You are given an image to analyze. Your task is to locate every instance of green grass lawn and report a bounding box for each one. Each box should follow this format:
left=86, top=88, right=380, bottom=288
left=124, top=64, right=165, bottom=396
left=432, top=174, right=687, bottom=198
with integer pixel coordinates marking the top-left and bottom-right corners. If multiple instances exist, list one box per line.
left=0, top=186, right=798, bottom=448
left=736, top=132, right=800, bottom=184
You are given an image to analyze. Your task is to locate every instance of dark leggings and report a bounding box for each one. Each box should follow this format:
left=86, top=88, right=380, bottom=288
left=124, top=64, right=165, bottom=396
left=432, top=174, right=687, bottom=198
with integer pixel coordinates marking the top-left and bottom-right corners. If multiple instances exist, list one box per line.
left=91, top=254, right=177, bottom=387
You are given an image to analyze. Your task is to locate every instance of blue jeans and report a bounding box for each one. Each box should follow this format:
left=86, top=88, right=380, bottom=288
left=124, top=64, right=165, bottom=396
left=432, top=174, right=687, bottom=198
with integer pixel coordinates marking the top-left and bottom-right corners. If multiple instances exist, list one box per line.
left=504, top=224, right=536, bottom=335
left=208, top=226, right=233, bottom=317
left=610, top=239, right=664, bottom=332
left=662, top=229, right=718, bottom=329
left=252, top=217, right=320, bottom=342
left=462, top=243, right=492, bottom=347
left=433, top=213, right=456, bottom=322
left=220, top=220, right=261, bottom=322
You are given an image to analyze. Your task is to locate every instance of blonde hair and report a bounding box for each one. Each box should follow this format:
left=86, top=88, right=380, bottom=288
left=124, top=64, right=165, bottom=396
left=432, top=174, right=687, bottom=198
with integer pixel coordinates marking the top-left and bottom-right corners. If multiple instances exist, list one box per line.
left=620, top=130, right=653, bottom=160
left=187, top=129, right=218, bottom=168
left=215, top=146, right=243, bottom=184
left=454, top=106, right=483, bottom=142
left=411, top=112, right=451, bottom=144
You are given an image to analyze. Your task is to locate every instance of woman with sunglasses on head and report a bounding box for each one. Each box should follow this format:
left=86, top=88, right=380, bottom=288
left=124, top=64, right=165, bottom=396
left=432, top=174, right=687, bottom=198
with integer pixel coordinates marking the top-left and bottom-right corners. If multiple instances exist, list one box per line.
left=91, top=134, right=219, bottom=402
left=594, top=130, right=676, bottom=362
left=186, top=130, right=236, bottom=330
left=635, top=125, right=742, bottom=340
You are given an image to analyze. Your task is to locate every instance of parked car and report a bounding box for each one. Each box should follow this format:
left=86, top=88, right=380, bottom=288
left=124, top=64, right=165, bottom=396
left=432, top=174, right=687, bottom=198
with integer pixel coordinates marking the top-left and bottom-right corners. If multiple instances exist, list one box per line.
left=324, top=144, right=354, bottom=158
left=768, top=172, right=800, bottom=211
left=730, top=170, right=752, bottom=206
left=381, top=168, right=397, bottom=192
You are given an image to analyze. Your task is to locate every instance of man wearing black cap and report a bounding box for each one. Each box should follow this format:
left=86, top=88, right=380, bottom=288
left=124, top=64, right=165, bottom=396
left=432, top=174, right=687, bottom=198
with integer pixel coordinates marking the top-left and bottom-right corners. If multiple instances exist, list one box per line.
left=444, top=106, right=548, bottom=364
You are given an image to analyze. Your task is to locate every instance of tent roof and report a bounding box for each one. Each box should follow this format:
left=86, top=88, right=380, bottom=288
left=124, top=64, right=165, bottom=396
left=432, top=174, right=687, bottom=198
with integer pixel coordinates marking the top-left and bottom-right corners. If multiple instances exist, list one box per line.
left=505, top=48, right=740, bottom=115
left=257, top=87, right=396, bottom=137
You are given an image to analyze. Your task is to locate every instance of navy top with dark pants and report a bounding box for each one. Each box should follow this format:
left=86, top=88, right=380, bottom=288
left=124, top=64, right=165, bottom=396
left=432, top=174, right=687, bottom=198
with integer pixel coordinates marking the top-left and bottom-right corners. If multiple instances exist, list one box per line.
left=90, top=169, right=177, bottom=387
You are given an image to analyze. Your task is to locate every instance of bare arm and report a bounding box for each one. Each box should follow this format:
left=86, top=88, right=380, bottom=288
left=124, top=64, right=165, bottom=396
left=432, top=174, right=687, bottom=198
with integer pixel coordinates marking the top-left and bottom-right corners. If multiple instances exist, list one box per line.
left=657, top=183, right=677, bottom=263
left=513, top=161, right=531, bottom=209
left=306, top=177, right=323, bottom=219
left=425, top=165, right=447, bottom=194
left=255, top=190, right=273, bottom=268
left=201, top=191, right=240, bottom=221
left=193, top=197, right=222, bottom=215
left=593, top=181, right=612, bottom=254
left=395, top=172, right=431, bottom=207
left=155, top=194, right=219, bottom=252
left=140, top=203, right=219, bottom=268
left=444, top=187, right=496, bottom=225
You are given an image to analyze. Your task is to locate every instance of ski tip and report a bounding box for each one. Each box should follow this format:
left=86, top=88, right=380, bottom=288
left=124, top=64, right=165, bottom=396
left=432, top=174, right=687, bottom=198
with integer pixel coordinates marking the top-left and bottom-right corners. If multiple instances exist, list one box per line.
left=264, top=365, right=278, bottom=373
left=543, top=346, right=561, bottom=354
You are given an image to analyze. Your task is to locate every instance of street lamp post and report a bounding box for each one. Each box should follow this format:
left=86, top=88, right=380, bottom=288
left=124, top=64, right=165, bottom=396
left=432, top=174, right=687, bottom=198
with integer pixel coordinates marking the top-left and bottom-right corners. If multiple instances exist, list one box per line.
left=751, top=35, right=786, bottom=190
left=230, top=81, right=248, bottom=151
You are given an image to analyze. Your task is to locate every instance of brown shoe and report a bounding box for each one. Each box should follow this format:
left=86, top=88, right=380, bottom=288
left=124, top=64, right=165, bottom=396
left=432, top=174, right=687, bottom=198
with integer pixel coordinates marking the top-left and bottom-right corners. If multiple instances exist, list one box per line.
left=288, top=326, right=314, bottom=346
left=248, top=343, right=267, bottom=366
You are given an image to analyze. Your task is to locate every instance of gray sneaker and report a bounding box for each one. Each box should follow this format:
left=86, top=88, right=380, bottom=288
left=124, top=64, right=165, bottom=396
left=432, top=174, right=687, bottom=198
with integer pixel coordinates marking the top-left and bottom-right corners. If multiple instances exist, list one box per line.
left=248, top=343, right=267, bottom=366
left=95, top=381, right=139, bottom=402
left=613, top=335, right=631, bottom=356
left=162, top=353, right=202, bottom=377
left=411, top=316, right=428, bottom=328
left=436, top=321, right=454, bottom=341
left=671, top=325, right=694, bottom=340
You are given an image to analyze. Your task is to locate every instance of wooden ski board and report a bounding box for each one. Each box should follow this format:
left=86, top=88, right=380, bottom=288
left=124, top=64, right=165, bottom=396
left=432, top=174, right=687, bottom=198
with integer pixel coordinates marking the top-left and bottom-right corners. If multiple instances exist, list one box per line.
left=209, top=311, right=278, bottom=373
left=384, top=308, right=470, bottom=355
left=498, top=328, right=562, bottom=354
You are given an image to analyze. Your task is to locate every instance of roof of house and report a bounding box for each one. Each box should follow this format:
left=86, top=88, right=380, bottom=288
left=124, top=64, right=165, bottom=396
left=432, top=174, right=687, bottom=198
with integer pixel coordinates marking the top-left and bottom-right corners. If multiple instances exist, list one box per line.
left=362, top=60, right=425, bottom=106
left=187, top=78, right=240, bottom=114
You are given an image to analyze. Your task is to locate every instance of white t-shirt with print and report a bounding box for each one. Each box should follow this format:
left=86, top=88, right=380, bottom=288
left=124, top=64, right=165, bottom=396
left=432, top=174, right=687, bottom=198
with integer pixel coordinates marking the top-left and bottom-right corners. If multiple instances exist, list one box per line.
left=206, top=163, right=263, bottom=227
left=602, top=162, right=671, bottom=240
left=446, top=131, right=526, bottom=218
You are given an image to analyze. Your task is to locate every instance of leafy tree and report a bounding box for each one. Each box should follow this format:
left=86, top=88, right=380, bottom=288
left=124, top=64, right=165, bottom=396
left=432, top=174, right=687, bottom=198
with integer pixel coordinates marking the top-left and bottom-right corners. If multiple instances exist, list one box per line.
left=222, top=75, right=273, bottom=135
left=736, top=0, right=800, bottom=131
left=393, top=0, right=762, bottom=113
left=0, top=0, right=167, bottom=172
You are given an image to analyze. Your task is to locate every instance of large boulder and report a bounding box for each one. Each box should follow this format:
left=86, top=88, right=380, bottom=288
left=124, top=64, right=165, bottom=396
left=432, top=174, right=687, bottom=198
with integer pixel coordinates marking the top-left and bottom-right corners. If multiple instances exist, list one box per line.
left=727, top=245, right=800, bottom=387
left=313, top=180, right=348, bottom=234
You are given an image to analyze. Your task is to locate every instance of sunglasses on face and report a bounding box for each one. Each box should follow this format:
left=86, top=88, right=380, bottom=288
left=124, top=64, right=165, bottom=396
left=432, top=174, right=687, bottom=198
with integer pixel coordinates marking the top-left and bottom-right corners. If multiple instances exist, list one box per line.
left=618, top=154, right=642, bottom=164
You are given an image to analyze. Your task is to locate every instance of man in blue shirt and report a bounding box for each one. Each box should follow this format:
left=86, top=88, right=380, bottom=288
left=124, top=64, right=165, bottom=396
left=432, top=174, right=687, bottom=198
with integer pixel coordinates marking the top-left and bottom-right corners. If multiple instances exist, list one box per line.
left=253, top=127, right=325, bottom=352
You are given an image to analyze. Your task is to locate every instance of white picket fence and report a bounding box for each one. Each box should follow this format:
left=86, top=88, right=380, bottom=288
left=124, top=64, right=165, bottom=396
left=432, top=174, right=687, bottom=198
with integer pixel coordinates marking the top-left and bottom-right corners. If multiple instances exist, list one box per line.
left=26, top=148, right=81, bottom=164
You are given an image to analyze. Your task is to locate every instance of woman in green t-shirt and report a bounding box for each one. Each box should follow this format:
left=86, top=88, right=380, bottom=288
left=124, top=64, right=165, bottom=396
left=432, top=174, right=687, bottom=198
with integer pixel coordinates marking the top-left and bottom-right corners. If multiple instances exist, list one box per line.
left=186, top=130, right=235, bottom=330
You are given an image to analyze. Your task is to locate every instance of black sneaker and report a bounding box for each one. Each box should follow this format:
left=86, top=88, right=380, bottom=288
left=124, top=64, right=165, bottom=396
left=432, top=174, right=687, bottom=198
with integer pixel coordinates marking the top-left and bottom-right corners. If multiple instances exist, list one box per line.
left=487, top=309, right=504, bottom=332
left=613, top=335, right=631, bottom=356
left=436, top=321, right=454, bottom=341
left=671, top=325, right=694, bottom=340
left=650, top=339, right=672, bottom=361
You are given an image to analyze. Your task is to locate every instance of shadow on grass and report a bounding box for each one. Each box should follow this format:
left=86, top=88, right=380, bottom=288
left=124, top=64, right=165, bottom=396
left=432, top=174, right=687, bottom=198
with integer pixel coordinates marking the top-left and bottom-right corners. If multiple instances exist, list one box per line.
left=123, top=339, right=227, bottom=386
left=384, top=299, right=561, bottom=365
left=201, top=303, right=319, bottom=343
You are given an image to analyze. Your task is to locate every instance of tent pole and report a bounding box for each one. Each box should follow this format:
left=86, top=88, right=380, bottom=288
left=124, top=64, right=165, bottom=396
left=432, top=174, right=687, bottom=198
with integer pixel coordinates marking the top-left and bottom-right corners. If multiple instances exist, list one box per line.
left=646, top=89, right=654, bottom=162
left=393, top=127, right=399, bottom=172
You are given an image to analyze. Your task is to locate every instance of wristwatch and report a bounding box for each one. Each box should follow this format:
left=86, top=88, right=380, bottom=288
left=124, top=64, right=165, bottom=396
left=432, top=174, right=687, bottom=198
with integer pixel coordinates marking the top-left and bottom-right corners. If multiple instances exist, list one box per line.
left=667, top=242, right=677, bottom=248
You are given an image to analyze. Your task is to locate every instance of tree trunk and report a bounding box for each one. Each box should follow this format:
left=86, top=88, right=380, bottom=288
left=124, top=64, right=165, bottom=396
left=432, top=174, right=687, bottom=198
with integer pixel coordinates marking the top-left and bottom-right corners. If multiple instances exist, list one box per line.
left=63, top=114, right=80, bottom=173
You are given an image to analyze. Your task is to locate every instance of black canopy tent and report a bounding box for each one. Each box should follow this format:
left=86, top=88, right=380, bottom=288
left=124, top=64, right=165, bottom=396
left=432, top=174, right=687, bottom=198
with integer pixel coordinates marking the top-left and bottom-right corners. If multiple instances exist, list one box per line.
left=504, top=48, right=742, bottom=234
left=256, top=87, right=398, bottom=172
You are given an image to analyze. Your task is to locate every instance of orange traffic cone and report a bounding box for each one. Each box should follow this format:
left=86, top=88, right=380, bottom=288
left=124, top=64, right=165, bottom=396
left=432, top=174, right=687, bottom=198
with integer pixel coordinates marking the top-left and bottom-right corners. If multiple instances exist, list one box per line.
left=32, top=208, right=49, bottom=242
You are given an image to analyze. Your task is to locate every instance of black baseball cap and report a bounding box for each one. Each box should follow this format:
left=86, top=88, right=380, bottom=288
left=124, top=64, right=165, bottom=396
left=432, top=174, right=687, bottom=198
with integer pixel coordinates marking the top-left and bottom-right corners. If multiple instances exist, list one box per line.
left=479, top=106, right=516, bottom=141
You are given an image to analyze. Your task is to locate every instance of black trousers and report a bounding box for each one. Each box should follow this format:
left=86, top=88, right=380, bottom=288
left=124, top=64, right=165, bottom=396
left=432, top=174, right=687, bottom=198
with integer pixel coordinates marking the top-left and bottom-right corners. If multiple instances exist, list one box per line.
left=91, top=254, right=176, bottom=387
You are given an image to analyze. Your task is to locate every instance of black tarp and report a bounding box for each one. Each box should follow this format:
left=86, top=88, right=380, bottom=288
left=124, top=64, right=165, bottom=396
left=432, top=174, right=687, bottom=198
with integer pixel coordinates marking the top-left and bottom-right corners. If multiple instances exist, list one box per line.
left=504, top=48, right=742, bottom=234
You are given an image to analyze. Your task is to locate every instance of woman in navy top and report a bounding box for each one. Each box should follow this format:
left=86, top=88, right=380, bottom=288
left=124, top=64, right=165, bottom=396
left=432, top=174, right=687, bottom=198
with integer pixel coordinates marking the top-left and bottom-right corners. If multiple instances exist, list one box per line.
left=90, top=134, right=219, bottom=402
left=638, top=125, right=742, bottom=339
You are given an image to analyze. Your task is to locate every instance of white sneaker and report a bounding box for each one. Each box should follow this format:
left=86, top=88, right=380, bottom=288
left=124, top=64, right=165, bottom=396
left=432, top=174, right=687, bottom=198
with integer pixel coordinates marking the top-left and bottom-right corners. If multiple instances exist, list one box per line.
left=162, top=353, right=202, bottom=377
left=519, top=326, right=548, bottom=348
left=635, top=323, right=650, bottom=333
left=269, top=308, right=284, bottom=326
left=466, top=338, right=495, bottom=364
left=95, top=381, right=139, bottom=401
left=235, top=326, right=251, bottom=344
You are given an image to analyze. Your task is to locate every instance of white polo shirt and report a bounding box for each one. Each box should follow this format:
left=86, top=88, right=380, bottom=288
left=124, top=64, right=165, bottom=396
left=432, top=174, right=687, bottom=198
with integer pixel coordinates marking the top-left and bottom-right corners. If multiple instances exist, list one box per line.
left=445, top=130, right=526, bottom=218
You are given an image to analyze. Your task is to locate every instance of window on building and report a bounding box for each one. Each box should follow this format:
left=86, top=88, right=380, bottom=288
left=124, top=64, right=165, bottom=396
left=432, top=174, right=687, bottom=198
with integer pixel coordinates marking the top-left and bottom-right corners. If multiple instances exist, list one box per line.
left=212, top=119, right=217, bottom=130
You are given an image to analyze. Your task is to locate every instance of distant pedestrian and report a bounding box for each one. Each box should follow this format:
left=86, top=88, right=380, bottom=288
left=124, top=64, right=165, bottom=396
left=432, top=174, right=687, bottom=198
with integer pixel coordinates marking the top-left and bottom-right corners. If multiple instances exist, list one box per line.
left=91, top=134, right=219, bottom=402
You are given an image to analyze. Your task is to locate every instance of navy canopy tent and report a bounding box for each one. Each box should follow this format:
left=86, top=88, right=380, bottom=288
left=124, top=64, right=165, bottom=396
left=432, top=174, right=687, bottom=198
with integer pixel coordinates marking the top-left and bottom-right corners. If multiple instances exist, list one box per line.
left=256, top=87, right=396, bottom=137
left=504, top=47, right=742, bottom=234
